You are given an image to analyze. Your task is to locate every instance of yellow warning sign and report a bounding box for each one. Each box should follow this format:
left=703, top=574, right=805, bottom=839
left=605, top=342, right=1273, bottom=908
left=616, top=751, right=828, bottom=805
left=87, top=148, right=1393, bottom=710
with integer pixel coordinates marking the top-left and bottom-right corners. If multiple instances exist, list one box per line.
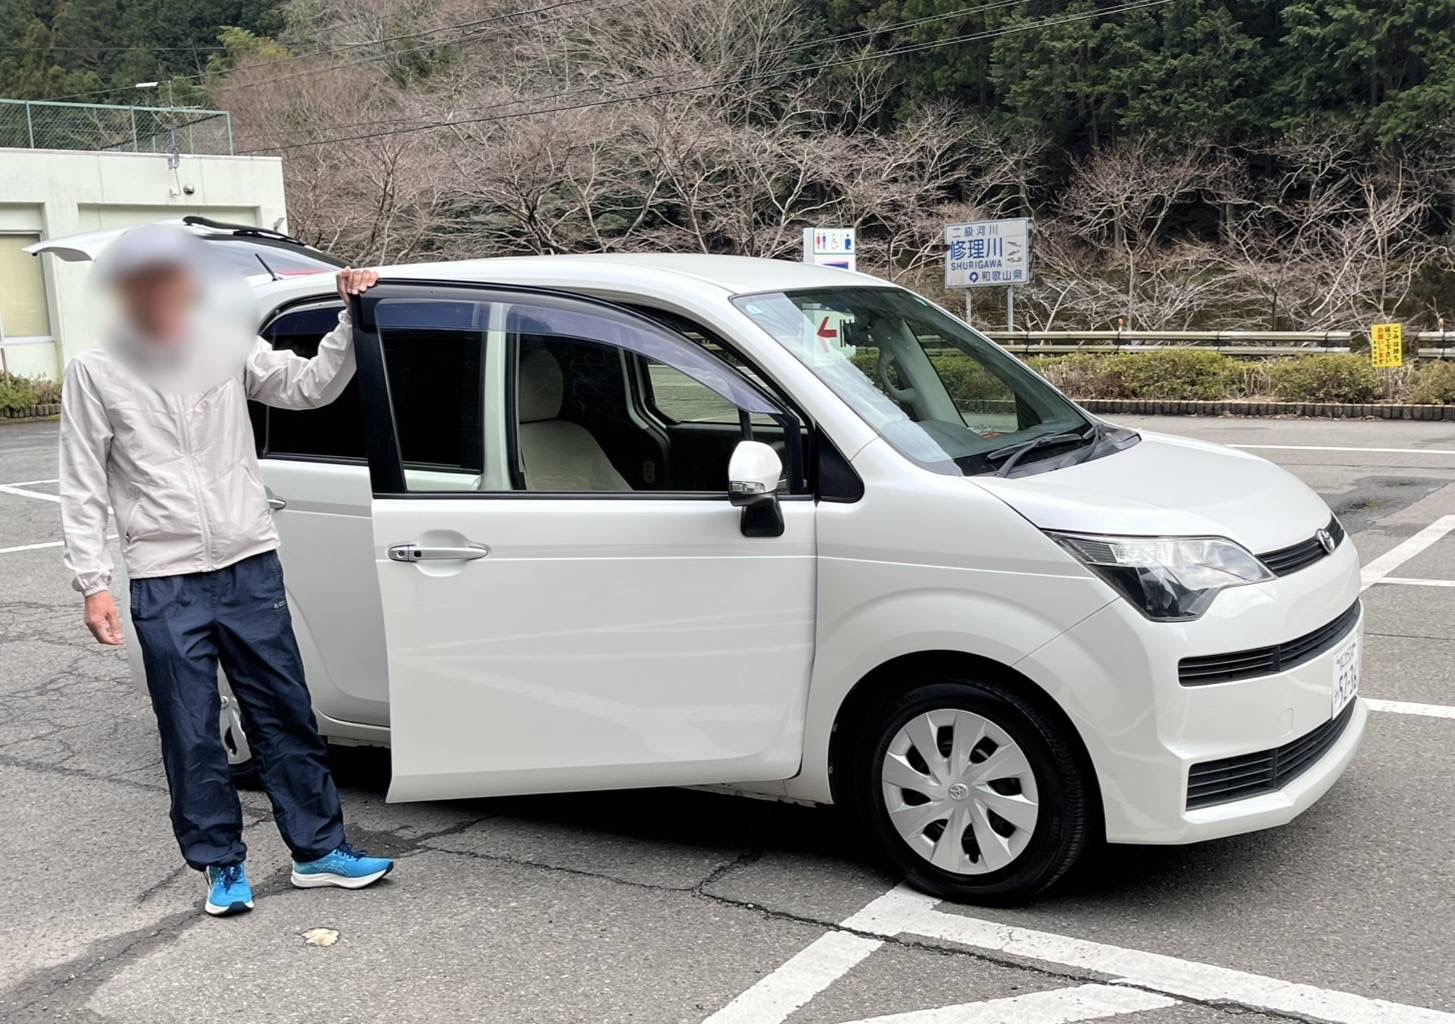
left=1370, top=323, right=1404, bottom=368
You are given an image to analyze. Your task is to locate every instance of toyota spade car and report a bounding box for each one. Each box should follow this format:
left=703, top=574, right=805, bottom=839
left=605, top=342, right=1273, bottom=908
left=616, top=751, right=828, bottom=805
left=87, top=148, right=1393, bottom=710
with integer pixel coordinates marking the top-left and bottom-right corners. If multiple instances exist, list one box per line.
left=48, top=245, right=1363, bottom=904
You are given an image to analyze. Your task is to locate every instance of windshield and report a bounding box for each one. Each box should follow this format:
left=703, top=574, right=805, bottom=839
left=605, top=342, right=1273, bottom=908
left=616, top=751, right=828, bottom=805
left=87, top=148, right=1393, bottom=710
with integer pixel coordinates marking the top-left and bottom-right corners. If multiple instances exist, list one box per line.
left=732, top=287, right=1089, bottom=475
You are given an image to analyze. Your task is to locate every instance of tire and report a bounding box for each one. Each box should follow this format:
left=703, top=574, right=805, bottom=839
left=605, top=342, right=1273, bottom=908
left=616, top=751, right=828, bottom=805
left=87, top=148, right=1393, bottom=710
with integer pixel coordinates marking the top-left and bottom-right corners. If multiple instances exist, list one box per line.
left=219, top=689, right=262, bottom=789
left=850, top=678, right=1090, bottom=905
left=230, top=753, right=262, bottom=789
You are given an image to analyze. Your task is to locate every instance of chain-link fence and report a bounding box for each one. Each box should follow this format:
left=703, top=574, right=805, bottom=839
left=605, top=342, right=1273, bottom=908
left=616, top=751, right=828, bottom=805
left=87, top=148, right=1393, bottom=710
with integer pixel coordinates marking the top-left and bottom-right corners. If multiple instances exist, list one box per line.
left=0, top=100, right=233, bottom=155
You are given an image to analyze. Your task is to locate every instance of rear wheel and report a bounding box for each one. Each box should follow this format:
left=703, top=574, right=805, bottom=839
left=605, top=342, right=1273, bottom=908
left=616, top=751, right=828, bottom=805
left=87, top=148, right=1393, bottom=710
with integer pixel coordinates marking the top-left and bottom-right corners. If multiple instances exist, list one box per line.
left=851, top=679, right=1089, bottom=905
left=219, top=689, right=260, bottom=788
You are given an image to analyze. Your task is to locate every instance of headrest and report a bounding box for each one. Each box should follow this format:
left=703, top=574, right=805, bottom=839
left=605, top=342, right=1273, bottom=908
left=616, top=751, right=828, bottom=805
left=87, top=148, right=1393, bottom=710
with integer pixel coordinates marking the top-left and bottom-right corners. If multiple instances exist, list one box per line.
left=518, top=346, right=563, bottom=423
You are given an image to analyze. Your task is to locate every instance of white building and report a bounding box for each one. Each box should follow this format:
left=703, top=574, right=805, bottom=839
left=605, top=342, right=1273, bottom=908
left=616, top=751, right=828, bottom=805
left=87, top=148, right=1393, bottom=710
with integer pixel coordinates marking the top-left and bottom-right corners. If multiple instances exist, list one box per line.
left=0, top=101, right=286, bottom=379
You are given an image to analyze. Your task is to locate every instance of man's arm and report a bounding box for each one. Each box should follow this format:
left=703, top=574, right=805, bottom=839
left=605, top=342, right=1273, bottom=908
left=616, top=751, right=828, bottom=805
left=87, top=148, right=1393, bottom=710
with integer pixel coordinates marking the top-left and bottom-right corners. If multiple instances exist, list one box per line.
left=59, top=359, right=123, bottom=645
left=244, top=268, right=378, bottom=410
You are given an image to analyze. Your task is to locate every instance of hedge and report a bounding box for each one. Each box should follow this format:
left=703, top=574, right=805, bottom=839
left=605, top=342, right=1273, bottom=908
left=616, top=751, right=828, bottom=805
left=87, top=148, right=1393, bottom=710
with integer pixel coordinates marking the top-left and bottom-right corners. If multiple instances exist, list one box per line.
left=0, top=373, right=62, bottom=414
left=1026, top=352, right=1453, bottom=405
left=851, top=347, right=1455, bottom=405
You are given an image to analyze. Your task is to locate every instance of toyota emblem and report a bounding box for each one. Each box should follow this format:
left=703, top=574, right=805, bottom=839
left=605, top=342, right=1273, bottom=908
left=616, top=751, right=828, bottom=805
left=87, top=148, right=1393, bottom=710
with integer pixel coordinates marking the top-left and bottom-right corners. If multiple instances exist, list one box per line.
left=1315, top=528, right=1335, bottom=554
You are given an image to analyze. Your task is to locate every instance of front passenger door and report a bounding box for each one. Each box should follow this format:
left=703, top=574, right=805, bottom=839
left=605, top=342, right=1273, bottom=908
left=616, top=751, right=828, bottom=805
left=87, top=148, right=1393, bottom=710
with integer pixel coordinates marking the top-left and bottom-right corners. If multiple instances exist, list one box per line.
left=351, top=283, right=818, bottom=802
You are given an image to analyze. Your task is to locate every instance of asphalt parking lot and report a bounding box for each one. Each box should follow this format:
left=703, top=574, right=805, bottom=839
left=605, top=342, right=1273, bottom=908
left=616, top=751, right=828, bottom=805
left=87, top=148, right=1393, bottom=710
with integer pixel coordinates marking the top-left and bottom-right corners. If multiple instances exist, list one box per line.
left=2, top=413, right=1453, bottom=1024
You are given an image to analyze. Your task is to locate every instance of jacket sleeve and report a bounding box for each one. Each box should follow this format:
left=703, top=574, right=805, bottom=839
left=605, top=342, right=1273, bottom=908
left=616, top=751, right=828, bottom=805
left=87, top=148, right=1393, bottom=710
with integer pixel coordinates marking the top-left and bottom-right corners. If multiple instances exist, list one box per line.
left=244, top=308, right=355, bottom=410
left=59, top=359, right=115, bottom=597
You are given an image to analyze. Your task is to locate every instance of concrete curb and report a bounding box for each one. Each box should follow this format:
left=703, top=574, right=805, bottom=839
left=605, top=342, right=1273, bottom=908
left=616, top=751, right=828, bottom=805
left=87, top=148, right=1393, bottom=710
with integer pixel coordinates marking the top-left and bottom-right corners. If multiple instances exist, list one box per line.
left=1077, top=398, right=1455, bottom=421
left=0, top=403, right=60, bottom=421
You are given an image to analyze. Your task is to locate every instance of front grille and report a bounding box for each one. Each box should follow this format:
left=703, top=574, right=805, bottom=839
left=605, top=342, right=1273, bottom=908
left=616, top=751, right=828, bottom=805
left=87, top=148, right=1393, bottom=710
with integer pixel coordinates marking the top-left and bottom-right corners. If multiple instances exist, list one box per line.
left=1187, top=700, right=1357, bottom=809
left=1178, top=599, right=1361, bottom=686
left=1258, top=516, right=1345, bottom=576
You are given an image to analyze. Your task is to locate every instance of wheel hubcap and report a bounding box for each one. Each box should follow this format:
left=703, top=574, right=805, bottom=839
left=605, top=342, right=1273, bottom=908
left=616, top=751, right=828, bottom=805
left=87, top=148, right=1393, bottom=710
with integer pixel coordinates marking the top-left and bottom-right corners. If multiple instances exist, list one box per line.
left=219, top=693, right=252, bottom=767
left=881, top=708, right=1040, bottom=875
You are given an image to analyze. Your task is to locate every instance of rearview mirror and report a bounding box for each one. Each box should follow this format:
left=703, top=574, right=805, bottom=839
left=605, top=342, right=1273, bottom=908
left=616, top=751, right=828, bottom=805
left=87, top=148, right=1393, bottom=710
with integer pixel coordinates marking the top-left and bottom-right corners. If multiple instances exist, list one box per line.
left=728, top=440, right=784, bottom=538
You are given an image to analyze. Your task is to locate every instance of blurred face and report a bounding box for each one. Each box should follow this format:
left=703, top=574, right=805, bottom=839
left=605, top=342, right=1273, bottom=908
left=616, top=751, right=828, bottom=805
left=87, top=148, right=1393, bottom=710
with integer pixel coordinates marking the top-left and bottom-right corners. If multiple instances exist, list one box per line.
left=113, top=263, right=197, bottom=342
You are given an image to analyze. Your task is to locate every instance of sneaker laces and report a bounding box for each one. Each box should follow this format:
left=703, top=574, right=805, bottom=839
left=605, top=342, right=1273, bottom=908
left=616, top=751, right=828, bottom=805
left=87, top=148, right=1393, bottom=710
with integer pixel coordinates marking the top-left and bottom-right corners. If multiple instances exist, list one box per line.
left=216, top=864, right=244, bottom=888
left=335, top=840, right=367, bottom=861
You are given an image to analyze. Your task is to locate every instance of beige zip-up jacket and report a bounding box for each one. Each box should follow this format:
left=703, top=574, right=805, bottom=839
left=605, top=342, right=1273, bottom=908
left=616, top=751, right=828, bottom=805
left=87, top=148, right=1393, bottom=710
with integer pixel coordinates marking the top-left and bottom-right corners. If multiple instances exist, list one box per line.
left=59, top=310, right=354, bottom=597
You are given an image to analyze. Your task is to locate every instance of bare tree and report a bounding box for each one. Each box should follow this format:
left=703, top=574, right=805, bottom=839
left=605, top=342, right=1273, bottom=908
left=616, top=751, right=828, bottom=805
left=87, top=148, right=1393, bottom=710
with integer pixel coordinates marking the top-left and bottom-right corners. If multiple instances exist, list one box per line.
left=1059, top=141, right=1227, bottom=325
left=1216, top=131, right=1447, bottom=329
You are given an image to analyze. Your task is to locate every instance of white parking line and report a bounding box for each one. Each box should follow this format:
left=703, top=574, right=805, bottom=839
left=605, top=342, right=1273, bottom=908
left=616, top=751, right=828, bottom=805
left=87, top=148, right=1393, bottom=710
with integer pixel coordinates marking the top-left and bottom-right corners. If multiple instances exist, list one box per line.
left=704, top=931, right=882, bottom=1024
left=0, top=534, right=115, bottom=556
left=1359, top=516, right=1455, bottom=590
left=1365, top=698, right=1455, bottom=720
left=3, top=478, right=59, bottom=487
left=866, top=886, right=1455, bottom=1024
left=723, top=885, right=1454, bottom=1024
left=1376, top=577, right=1455, bottom=588
left=0, top=539, right=65, bottom=555
left=0, top=483, right=60, bottom=503
left=1232, top=444, right=1455, bottom=457
left=837, top=984, right=1177, bottom=1024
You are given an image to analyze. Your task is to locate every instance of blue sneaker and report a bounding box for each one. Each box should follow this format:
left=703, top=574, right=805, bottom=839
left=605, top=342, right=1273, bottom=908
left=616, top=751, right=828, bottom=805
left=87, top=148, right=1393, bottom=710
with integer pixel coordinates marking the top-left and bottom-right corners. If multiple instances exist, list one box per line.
left=204, top=864, right=254, bottom=917
left=291, top=841, right=394, bottom=890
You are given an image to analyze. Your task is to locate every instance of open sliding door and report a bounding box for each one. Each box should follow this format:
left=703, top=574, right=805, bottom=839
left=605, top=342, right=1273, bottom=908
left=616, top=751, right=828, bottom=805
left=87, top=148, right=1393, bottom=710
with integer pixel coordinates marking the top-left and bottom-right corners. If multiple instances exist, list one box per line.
left=349, top=282, right=817, bottom=802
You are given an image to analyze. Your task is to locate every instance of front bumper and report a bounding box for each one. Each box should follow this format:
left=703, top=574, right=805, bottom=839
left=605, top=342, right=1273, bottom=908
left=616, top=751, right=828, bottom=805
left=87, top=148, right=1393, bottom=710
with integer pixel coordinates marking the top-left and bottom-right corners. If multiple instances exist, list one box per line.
left=1016, top=538, right=1367, bottom=844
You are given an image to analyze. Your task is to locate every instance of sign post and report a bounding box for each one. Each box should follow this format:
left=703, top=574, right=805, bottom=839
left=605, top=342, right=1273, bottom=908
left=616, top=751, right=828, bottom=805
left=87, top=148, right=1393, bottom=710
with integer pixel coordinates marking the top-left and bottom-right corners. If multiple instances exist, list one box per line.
left=945, top=218, right=1032, bottom=329
left=1370, top=323, right=1404, bottom=369
left=1370, top=322, right=1404, bottom=400
left=802, top=228, right=856, bottom=272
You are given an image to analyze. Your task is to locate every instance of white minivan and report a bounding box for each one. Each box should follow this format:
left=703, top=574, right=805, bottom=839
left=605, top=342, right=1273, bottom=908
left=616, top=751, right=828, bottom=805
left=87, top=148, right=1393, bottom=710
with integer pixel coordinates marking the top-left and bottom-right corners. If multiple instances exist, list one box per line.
left=62, top=247, right=1362, bottom=903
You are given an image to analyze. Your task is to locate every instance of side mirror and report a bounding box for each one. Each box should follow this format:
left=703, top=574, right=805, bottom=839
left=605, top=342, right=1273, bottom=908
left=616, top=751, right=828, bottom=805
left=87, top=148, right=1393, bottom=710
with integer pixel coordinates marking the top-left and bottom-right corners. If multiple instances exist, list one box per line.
left=728, top=440, right=785, bottom=538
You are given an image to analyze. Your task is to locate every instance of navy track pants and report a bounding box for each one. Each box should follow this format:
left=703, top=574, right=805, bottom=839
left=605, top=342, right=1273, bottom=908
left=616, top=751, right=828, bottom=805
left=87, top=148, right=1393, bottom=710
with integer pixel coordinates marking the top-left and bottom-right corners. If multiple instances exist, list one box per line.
left=129, top=550, right=345, bottom=870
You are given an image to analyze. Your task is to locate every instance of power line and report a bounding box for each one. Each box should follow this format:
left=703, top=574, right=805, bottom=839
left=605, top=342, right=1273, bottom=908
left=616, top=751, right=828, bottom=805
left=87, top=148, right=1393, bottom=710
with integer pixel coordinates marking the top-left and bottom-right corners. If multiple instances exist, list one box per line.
left=253, top=0, right=1034, bottom=139
left=35, top=0, right=600, bottom=103
left=241, top=0, right=1172, bottom=154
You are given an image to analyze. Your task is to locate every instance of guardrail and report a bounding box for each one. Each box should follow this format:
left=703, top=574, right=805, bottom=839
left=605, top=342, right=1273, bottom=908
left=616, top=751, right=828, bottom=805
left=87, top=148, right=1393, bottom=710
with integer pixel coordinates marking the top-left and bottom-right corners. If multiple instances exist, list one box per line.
left=981, top=329, right=1455, bottom=359
left=1414, top=331, right=1455, bottom=359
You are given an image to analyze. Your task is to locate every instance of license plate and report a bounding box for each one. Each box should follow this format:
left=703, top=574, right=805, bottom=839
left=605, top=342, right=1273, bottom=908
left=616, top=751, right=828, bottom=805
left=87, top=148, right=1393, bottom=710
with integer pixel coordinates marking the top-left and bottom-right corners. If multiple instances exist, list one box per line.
left=1331, top=633, right=1360, bottom=718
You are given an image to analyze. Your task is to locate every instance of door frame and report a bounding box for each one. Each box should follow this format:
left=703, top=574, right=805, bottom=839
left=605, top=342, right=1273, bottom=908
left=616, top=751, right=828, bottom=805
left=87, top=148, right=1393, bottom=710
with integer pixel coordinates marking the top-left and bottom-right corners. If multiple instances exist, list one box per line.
left=348, top=279, right=807, bottom=499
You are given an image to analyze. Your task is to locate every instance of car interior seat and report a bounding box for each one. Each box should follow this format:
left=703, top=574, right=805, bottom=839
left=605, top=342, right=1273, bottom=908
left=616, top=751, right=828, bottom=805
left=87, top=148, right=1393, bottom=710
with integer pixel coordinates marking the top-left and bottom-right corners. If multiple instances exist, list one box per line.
left=517, top=346, right=632, bottom=492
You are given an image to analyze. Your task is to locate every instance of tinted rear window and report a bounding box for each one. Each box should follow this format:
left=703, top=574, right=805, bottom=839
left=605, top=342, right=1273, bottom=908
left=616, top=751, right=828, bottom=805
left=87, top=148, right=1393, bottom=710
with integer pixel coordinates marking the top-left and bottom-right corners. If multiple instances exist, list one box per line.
left=206, top=237, right=343, bottom=277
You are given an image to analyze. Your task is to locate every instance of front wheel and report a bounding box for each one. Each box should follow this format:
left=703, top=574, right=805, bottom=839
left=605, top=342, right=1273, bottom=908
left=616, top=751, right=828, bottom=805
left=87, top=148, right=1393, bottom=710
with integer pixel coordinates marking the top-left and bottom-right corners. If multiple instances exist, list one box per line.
left=851, top=679, right=1090, bottom=905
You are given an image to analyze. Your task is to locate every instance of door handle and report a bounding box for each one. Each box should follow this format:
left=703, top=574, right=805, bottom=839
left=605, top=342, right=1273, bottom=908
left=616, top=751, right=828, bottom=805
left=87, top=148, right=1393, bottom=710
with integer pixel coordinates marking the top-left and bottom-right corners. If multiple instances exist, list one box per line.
left=267, top=496, right=287, bottom=511
left=388, top=542, right=489, bottom=563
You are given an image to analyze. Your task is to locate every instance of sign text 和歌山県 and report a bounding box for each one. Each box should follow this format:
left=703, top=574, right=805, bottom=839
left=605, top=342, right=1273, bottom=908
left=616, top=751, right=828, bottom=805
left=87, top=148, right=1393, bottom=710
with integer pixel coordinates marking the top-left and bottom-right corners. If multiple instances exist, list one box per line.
left=944, top=218, right=1032, bottom=289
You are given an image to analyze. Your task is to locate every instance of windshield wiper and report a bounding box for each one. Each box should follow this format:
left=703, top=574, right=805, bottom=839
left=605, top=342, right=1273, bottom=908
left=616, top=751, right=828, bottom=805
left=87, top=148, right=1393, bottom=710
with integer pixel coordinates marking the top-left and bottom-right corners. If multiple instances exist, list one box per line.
left=988, top=427, right=1095, bottom=477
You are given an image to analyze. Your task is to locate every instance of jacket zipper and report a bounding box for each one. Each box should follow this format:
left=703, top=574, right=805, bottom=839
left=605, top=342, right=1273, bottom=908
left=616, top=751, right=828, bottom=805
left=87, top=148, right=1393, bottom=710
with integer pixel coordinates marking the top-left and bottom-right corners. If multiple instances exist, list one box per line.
left=175, top=395, right=213, bottom=568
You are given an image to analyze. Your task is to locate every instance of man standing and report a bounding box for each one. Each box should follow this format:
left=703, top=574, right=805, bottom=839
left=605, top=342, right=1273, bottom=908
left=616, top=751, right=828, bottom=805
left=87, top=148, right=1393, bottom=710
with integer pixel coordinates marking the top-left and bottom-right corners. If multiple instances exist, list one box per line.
left=60, top=225, right=391, bottom=917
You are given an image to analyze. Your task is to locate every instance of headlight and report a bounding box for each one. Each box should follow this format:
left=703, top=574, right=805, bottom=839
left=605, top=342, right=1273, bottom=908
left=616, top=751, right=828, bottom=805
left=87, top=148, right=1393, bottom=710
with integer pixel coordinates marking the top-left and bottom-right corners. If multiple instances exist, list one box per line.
left=1047, top=532, right=1274, bottom=621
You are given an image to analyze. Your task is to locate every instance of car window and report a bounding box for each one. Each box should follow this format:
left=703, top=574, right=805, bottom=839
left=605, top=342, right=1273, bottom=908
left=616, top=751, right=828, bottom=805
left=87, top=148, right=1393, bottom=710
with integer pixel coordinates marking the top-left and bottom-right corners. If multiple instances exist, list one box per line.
left=261, top=304, right=366, bottom=461
left=206, top=237, right=344, bottom=277
left=375, top=299, right=488, bottom=491
left=366, top=292, right=788, bottom=495
left=736, top=288, right=1087, bottom=476
left=503, top=301, right=786, bottom=495
left=644, top=363, right=749, bottom=425
left=262, top=300, right=487, bottom=486
left=627, top=305, right=781, bottom=429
